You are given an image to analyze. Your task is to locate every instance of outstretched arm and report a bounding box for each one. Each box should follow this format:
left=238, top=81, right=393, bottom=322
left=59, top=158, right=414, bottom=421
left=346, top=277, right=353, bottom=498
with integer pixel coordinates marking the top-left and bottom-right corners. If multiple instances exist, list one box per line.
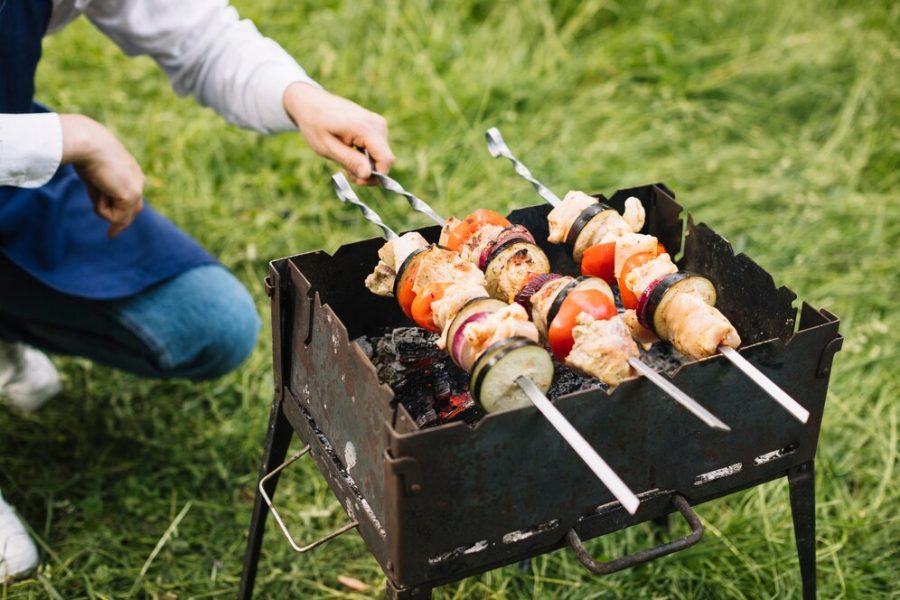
left=86, top=0, right=393, bottom=183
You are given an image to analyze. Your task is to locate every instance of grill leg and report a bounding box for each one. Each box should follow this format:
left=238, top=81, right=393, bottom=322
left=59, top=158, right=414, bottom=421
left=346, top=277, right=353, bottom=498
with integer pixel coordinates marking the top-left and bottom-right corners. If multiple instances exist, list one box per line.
left=787, top=461, right=816, bottom=600
left=385, top=579, right=432, bottom=599
left=238, top=397, right=295, bottom=600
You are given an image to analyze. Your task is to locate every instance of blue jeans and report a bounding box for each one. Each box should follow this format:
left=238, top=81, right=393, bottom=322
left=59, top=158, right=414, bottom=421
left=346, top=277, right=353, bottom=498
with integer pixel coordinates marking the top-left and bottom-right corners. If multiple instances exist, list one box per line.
left=0, top=254, right=260, bottom=380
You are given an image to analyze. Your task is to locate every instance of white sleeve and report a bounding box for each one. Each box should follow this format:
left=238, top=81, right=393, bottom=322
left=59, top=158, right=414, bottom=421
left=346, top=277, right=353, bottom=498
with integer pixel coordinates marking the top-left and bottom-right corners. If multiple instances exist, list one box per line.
left=0, top=113, right=63, bottom=188
left=85, top=0, right=321, bottom=134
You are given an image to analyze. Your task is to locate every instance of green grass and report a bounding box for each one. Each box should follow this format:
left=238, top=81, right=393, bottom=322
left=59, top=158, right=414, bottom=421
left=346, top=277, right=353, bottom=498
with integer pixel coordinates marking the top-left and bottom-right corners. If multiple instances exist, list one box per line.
left=2, top=0, right=897, bottom=597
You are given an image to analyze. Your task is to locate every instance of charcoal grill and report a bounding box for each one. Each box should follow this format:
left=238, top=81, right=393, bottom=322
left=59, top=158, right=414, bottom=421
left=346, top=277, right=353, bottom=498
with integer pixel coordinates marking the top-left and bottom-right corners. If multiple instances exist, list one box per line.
left=238, top=183, right=842, bottom=599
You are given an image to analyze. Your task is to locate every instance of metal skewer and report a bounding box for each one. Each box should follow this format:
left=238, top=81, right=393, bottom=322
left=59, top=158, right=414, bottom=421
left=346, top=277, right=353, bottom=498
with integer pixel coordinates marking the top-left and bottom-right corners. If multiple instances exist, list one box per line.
left=718, top=346, right=809, bottom=423
left=331, top=172, right=640, bottom=514
left=516, top=376, right=639, bottom=514
left=627, top=358, right=730, bottom=431
left=485, top=127, right=562, bottom=207
left=332, top=173, right=398, bottom=240
left=371, top=171, right=446, bottom=227
left=486, top=126, right=807, bottom=426
left=372, top=167, right=728, bottom=431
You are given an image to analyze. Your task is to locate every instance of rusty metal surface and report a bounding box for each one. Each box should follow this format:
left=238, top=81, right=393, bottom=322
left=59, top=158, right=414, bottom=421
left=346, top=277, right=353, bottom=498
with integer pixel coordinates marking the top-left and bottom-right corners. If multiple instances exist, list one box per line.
left=268, top=184, right=842, bottom=593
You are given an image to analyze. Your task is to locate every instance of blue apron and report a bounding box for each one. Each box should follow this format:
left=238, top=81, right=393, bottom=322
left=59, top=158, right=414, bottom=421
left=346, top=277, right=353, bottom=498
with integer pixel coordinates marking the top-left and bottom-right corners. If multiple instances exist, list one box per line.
left=0, top=0, right=216, bottom=299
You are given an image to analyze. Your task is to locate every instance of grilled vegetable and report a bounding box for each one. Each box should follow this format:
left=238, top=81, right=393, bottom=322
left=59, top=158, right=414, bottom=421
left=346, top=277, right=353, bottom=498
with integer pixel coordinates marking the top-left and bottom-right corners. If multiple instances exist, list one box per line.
left=514, top=272, right=563, bottom=318
left=446, top=297, right=507, bottom=367
left=580, top=241, right=617, bottom=283
left=547, top=287, right=617, bottom=360
left=617, top=251, right=656, bottom=309
left=393, top=247, right=428, bottom=317
left=483, top=241, right=551, bottom=302
left=478, top=225, right=536, bottom=270
left=444, top=209, right=510, bottom=251
left=470, top=337, right=554, bottom=413
left=411, top=281, right=450, bottom=332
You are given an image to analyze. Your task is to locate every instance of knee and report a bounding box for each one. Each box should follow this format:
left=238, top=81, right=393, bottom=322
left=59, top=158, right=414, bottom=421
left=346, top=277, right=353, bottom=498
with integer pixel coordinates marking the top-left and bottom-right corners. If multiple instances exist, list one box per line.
left=180, top=271, right=261, bottom=380
left=130, top=266, right=262, bottom=380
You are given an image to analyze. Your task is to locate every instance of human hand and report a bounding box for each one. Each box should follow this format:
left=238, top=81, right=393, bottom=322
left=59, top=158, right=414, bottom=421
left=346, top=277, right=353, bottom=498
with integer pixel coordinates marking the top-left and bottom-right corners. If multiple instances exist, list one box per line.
left=59, top=114, right=144, bottom=238
left=283, top=83, right=394, bottom=185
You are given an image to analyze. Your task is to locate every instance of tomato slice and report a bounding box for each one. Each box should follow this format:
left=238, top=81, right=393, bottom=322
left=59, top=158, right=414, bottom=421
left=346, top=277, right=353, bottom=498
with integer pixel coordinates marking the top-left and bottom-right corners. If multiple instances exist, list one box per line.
left=617, top=252, right=656, bottom=310
left=657, top=242, right=667, bottom=256
left=445, top=209, right=511, bottom=251
left=410, top=282, right=450, bottom=332
left=547, top=289, right=617, bottom=360
left=580, top=242, right=617, bottom=283
left=396, top=261, right=421, bottom=318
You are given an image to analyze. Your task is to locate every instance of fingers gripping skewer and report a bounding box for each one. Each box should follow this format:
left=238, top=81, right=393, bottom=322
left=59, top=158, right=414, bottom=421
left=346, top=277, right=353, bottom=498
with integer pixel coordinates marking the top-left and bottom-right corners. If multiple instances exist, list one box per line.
left=517, top=376, right=640, bottom=514
left=485, top=127, right=562, bottom=207
left=371, top=171, right=446, bottom=227
left=718, top=346, right=810, bottom=423
left=332, top=173, right=398, bottom=240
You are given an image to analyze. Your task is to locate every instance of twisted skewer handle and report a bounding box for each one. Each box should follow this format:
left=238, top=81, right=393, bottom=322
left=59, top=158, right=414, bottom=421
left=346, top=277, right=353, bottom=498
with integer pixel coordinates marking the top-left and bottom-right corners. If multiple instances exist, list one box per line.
left=331, top=173, right=398, bottom=240
left=485, top=127, right=562, bottom=207
left=372, top=171, right=446, bottom=226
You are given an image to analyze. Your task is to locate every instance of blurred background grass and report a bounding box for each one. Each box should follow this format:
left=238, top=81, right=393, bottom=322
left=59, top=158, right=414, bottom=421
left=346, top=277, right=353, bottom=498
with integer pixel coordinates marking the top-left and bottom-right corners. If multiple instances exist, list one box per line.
left=1, top=0, right=897, bottom=597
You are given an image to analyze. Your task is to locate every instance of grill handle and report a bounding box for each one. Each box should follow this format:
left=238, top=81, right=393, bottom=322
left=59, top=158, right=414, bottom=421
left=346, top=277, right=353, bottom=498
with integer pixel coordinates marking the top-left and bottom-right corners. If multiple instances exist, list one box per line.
left=259, top=445, right=359, bottom=553
left=566, top=494, right=703, bottom=575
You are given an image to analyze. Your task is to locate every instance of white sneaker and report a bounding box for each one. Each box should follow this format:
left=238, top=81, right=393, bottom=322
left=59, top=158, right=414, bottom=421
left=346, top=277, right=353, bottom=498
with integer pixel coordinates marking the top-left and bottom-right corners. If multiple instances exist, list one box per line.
left=0, top=342, right=61, bottom=412
left=0, top=490, right=38, bottom=581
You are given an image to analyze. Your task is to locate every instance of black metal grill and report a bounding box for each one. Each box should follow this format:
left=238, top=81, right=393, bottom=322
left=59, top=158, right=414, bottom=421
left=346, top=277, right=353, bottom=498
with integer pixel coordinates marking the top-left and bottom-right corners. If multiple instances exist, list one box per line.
left=239, top=183, right=842, bottom=599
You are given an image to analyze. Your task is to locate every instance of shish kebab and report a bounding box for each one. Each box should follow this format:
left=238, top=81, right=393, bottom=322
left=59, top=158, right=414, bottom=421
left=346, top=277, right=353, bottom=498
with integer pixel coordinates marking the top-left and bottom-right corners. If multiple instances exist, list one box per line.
left=331, top=173, right=641, bottom=514
left=365, top=170, right=729, bottom=431
left=484, top=127, right=810, bottom=423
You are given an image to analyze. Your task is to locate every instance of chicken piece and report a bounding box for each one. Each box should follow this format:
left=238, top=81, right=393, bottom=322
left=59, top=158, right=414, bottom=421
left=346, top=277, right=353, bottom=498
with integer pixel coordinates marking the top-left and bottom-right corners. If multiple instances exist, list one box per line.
left=621, top=196, right=645, bottom=233
left=433, top=283, right=490, bottom=349
left=566, top=313, right=639, bottom=386
left=412, top=247, right=485, bottom=295
left=459, top=304, right=539, bottom=371
left=612, top=232, right=660, bottom=278
left=364, top=262, right=396, bottom=297
left=364, top=232, right=429, bottom=297
left=458, top=224, right=505, bottom=265
left=622, top=309, right=658, bottom=349
left=529, top=276, right=574, bottom=339
left=438, top=216, right=461, bottom=247
left=547, top=191, right=596, bottom=243
left=624, top=253, right=678, bottom=298
left=661, top=293, right=741, bottom=359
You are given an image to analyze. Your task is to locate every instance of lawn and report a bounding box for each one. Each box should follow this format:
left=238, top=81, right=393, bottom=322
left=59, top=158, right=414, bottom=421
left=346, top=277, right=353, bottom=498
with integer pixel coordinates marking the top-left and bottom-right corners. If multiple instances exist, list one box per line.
left=1, top=0, right=897, bottom=598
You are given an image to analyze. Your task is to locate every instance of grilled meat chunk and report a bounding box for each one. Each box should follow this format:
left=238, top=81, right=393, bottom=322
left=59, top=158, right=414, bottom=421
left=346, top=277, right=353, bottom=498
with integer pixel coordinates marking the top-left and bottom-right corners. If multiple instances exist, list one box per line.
left=566, top=313, right=639, bottom=386
left=365, top=232, right=429, bottom=296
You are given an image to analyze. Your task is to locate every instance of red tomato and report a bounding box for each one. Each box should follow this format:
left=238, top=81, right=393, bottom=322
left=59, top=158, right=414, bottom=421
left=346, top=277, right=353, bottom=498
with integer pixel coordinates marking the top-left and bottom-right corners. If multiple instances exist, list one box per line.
left=617, top=252, right=655, bottom=309
left=657, top=242, right=667, bottom=256
left=547, top=289, right=617, bottom=360
left=410, top=282, right=450, bottom=332
left=581, top=242, right=617, bottom=283
left=396, top=261, right=421, bottom=318
left=445, top=209, right=510, bottom=251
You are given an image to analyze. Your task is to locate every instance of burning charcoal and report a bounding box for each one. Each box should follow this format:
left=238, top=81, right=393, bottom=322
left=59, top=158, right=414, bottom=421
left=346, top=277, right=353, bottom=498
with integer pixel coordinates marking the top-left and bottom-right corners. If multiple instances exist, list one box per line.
left=548, top=361, right=603, bottom=399
left=438, top=392, right=485, bottom=424
left=640, top=342, right=688, bottom=376
left=391, top=328, right=442, bottom=366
